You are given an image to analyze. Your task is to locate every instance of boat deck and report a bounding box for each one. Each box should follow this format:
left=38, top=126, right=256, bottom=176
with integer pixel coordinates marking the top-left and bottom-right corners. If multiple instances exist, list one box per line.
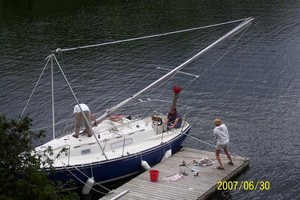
left=100, top=147, right=249, bottom=200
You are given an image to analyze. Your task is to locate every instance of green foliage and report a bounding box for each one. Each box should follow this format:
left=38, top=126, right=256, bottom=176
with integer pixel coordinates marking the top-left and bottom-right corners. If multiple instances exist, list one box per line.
left=0, top=116, right=79, bottom=200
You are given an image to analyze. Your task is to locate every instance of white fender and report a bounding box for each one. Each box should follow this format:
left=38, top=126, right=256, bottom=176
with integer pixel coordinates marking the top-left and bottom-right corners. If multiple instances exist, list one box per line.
left=160, top=149, right=172, bottom=162
left=82, top=177, right=94, bottom=195
left=141, top=160, right=151, bottom=170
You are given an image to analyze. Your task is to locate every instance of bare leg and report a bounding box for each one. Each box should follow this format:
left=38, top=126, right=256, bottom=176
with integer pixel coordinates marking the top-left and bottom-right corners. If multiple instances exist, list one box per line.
left=224, top=145, right=233, bottom=164
left=215, top=149, right=224, bottom=168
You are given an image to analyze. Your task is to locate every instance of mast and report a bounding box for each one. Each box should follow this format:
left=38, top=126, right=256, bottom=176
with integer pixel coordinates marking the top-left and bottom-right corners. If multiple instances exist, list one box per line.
left=51, top=55, right=56, bottom=139
left=95, top=17, right=254, bottom=123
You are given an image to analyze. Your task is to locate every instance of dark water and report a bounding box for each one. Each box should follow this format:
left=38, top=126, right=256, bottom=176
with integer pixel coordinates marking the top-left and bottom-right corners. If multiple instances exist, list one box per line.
left=1, top=0, right=299, bottom=199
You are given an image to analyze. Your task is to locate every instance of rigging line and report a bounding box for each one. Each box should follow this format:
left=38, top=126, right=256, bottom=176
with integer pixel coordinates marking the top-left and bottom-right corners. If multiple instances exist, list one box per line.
left=191, top=18, right=252, bottom=85
left=157, top=67, right=199, bottom=78
left=192, top=22, right=246, bottom=81
left=56, top=18, right=251, bottom=52
left=177, top=76, right=199, bottom=100
left=142, top=85, right=183, bottom=120
left=96, top=17, right=254, bottom=123
left=199, top=48, right=231, bottom=79
left=183, top=133, right=247, bottom=158
left=144, top=75, right=173, bottom=115
left=159, top=75, right=198, bottom=112
left=158, top=51, right=223, bottom=103
left=140, top=71, right=198, bottom=119
left=183, top=24, right=250, bottom=116
left=96, top=67, right=161, bottom=115
left=72, top=165, right=111, bottom=193
left=52, top=54, right=108, bottom=160
left=62, top=166, right=109, bottom=195
left=55, top=157, right=112, bottom=193
left=140, top=71, right=177, bottom=117
left=200, top=25, right=251, bottom=112
left=94, top=69, right=157, bottom=115
left=183, top=133, right=215, bottom=149
left=20, top=57, right=50, bottom=119
left=146, top=21, right=244, bottom=114
left=223, top=139, right=249, bottom=160
left=151, top=66, right=195, bottom=101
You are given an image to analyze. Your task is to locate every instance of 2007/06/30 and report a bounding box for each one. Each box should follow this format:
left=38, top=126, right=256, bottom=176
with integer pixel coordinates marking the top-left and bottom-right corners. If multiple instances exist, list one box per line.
left=217, top=180, right=270, bottom=191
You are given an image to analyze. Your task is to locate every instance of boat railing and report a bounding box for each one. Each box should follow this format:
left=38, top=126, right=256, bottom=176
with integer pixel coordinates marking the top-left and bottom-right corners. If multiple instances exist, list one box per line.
left=67, top=144, right=70, bottom=166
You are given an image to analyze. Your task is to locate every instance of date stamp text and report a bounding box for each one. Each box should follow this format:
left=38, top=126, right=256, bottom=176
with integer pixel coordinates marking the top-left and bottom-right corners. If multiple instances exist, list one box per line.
left=217, top=180, right=270, bottom=191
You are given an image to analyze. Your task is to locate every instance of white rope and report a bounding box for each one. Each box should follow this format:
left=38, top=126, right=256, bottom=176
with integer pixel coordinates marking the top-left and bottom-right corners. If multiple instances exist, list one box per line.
left=199, top=25, right=251, bottom=112
left=152, top=74, right=198, bottom=118
left=55, top=157, right=112, bottom=194
left=62, top=165, right=109, bottom=195
left=139, top=71, right=177, bottom=117
left=72, top=165, right=111, bottom=193
left=183, top=133, right=247, bottom=158
left=135, top=65, right=197, bottom=118
left=20, top=57, right=50, bottom=119
left=157, top=67, right=199, bottom=78
left=56, top=18, right=250, bottom=52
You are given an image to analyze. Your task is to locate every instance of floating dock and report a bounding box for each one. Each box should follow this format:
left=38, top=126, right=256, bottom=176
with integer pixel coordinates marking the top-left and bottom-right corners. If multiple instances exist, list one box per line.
left=100, top=147, right=249, bottom=200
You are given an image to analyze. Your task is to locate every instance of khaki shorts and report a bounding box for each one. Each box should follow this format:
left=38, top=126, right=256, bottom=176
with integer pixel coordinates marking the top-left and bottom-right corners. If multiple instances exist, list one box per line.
left=216, top=143, right=228, bottom=150
left=75, top=111, right=92, bottom=135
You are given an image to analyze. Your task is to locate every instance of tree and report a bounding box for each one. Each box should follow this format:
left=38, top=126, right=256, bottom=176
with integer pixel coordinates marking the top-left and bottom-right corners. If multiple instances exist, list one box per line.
left=0, top=116, right=79, bottom=200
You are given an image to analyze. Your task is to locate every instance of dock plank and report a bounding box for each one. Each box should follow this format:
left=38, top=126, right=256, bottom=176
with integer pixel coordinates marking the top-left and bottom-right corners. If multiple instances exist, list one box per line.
left=101, top=147, right=249, bottom=200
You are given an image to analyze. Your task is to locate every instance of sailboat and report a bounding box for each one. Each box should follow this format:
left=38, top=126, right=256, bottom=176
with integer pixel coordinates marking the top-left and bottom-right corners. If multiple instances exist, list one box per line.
left=32, top=17, right=254, bottom=189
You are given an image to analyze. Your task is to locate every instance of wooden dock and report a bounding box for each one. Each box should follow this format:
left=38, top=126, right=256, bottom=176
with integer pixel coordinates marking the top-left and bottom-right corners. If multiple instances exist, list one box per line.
left=100, top=147, right=249, bottom=200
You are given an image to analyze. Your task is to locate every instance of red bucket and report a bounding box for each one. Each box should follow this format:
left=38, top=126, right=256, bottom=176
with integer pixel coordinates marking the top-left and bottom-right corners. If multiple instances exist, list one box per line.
left=149, top=170, right=159, bottom=182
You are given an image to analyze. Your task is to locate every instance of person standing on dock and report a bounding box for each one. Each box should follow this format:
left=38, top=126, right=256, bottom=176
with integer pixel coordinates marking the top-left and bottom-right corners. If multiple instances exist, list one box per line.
left=72, top=103, right=96, bottom=138
left=213, top=118, right=234, bottom=169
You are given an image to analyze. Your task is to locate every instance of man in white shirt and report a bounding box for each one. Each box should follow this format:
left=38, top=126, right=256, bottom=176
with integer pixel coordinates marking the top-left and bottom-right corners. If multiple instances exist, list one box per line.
left=213, top=118, right=234, bottom=169
left=73, top=103, right=96, bottom=138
